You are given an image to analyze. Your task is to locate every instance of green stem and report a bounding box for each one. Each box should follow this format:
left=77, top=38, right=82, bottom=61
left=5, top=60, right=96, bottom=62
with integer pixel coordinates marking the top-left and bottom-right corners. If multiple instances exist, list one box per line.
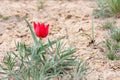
left=91, top=17, right=94, bottom=41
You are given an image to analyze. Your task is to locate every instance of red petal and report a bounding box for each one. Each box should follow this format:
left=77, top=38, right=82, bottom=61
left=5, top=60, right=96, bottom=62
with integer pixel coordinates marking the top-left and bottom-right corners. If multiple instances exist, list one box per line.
left=33, top=22, right=37, bottom=30
left=45, top=24, right=49, bottom=36
left=36, top=23, right=46, bottom=38
left=46, top=24, right=49, bottom=30
left=38, top=22, right=41, bottom=27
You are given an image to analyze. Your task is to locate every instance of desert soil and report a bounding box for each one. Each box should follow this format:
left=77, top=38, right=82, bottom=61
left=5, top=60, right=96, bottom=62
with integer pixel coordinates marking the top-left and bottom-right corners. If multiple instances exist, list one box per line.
left=0, top=0, right=120, bottom=80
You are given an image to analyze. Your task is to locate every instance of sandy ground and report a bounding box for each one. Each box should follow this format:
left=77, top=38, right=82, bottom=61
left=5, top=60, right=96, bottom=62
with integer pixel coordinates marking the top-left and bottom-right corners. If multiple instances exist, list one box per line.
left=0, top=0, right=120, bottom=80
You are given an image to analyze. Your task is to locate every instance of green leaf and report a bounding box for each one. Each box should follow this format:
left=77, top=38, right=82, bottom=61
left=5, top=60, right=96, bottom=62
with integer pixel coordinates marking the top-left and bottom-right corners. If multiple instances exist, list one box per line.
left=40, top=37, right=64, bottom=50
left=25, top=19, right=39, bottom=47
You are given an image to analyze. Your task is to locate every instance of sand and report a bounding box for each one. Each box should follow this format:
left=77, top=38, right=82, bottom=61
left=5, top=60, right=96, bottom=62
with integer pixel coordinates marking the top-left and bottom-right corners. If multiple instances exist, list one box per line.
left=0, top=0, right=120, bottom=80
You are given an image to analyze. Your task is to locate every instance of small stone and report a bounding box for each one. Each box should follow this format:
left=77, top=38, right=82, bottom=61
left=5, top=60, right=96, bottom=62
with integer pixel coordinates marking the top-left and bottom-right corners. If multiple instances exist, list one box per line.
left=84, top=14, right=89, bottom=17
left=65, top=14, right=72, bottom=19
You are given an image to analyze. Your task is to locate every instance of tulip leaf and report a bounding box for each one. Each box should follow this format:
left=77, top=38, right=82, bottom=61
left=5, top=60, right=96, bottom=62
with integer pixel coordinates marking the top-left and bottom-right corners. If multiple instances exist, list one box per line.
left=44, top=37, right=65, bottom=50
left=25, top=19, right=39, bottom=47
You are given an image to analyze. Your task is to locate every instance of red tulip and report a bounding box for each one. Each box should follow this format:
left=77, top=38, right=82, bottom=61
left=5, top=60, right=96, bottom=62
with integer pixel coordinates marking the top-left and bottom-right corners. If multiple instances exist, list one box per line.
left=33, top=22, right=49, bottom=38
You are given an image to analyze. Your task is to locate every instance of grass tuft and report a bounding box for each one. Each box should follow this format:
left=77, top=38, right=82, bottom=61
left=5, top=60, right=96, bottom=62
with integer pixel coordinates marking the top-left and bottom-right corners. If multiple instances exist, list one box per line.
left=109, top=28, right=120, bottom=42
left=94, top=0, right=120, bottom=18
left=102, top=21, right=115, bottom=30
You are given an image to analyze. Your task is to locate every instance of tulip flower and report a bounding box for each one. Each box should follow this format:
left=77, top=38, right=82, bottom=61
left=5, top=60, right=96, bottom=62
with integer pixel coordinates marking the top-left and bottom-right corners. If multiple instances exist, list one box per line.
left=33, top=22, right=49, bottom=38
